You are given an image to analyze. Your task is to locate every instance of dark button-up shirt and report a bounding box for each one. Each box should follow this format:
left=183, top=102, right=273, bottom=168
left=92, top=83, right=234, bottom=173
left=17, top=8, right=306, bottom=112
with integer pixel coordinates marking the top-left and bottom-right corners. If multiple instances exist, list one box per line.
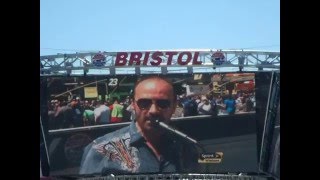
left=79, top=121, right=199, bottom=175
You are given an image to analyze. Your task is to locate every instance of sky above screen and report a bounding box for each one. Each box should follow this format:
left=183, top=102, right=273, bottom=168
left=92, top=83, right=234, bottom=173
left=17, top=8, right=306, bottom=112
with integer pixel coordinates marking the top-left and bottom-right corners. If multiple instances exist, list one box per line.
left=40, top=0, right=280, bottom=56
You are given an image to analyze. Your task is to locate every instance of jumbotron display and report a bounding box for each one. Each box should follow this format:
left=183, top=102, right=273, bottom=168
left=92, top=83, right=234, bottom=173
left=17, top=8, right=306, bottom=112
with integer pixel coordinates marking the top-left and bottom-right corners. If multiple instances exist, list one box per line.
left=42, top=72, right=259, bottom=177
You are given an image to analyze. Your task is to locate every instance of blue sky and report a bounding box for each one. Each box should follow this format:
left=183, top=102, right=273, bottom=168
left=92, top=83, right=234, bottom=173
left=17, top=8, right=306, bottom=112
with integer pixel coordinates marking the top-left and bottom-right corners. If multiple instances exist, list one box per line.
left=40, top=0, right=279, bottom=56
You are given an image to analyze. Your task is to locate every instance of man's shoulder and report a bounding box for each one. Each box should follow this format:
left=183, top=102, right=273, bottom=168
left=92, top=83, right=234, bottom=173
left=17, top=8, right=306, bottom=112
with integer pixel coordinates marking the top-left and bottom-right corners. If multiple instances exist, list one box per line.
left=60, top=105, right=71, bottom=111
left=93, top=106, right=103, bottom=113
left=184, top=99, right=195, bottom=106
left=101, top=104, right=110, bottom=109
left=83, top=125, right=132, bottom=159
left=114, top=104, right=124, bottom=109
left=80, top=124, right=140, bottom=174
left=91, top=125, right=131, bottom=145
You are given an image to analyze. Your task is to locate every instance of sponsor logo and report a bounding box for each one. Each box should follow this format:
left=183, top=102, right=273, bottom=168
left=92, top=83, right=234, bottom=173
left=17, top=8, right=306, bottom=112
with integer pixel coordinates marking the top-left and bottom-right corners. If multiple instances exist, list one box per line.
left=198, top=152, right=223, bottom=163
left=92, top=53, right=106, bottom=67
left=211, top=51, right=225, bottom=65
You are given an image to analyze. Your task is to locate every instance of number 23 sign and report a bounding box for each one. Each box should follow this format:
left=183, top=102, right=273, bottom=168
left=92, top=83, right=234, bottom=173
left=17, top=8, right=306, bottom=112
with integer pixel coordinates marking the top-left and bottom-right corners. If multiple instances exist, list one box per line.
left=108, top=78, right=118, bottom=86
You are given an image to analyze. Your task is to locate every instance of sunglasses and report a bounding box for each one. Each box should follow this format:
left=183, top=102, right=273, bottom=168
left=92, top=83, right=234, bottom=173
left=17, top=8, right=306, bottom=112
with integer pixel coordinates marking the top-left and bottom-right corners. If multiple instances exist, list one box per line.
left=136, top=98, right=171, bottom=110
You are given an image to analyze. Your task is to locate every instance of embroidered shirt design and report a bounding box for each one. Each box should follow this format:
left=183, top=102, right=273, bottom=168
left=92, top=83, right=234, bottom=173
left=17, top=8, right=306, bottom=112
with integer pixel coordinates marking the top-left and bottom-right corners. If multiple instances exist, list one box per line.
left=93, top=133, right=140, bottom=172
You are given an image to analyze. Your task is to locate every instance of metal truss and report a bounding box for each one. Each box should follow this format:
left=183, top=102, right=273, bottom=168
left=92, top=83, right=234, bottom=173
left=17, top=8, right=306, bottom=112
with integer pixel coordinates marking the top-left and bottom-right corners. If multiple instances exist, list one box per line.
left=40, top=49, right=280, bottom=76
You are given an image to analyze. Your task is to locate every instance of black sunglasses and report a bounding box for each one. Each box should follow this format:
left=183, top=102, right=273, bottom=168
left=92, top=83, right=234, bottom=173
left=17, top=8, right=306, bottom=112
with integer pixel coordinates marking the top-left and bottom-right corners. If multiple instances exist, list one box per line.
left=136, top=99, right=171, bottom=110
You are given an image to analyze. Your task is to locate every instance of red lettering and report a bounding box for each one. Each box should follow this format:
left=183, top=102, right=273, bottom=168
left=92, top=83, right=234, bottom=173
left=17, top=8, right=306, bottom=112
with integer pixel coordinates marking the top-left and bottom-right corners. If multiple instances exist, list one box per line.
left=116, top=51, right=203, bottom=66
left=177, top=52, right=192, bottom=65
left=165, top=52, right=178, bottom=65
left=115, top=52, right=128, bottom=66
left=151, top=52, right=163, bottom=66
left=143, top=52, right=150, bottom=65
left=192, top=52, right=202, bottom=65
left=129, top=52, right=142, bottom=65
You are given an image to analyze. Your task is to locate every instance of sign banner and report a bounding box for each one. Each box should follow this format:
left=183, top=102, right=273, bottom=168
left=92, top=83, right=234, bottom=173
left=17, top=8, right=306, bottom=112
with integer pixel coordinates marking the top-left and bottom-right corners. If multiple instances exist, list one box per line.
left=186, top=85, right=210, bottom=96
left=84, top=87, right=98, bottom=98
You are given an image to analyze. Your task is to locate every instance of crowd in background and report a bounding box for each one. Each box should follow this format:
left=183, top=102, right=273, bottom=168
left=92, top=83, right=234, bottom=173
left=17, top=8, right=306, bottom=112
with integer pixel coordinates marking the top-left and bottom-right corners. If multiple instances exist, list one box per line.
left=173, top=92, right=255, bottom=118
left=47, top=92, right=255, bottom=130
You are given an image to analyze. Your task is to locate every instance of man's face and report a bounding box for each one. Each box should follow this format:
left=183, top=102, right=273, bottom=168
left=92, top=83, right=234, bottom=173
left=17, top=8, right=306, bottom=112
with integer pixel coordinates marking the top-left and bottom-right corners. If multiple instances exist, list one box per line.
left=71, top=100, right=78, bottom=107
left=133, top=78, right=176, bottom=134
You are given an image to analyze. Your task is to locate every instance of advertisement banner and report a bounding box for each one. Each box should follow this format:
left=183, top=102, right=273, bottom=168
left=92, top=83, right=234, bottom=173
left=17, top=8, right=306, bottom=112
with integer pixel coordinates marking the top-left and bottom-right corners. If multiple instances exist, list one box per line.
left=84, top=87, right=98, bottom=98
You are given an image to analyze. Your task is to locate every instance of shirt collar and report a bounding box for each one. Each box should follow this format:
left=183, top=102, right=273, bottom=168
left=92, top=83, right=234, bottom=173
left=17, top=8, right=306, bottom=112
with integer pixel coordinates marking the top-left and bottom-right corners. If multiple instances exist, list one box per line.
left=129, top=121, right=145, bottom=145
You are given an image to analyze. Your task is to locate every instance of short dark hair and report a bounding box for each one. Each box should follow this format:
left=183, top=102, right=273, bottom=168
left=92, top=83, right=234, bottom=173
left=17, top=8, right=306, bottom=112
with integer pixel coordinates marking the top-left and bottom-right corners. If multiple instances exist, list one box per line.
left=133, top=76, right=177, bottom=101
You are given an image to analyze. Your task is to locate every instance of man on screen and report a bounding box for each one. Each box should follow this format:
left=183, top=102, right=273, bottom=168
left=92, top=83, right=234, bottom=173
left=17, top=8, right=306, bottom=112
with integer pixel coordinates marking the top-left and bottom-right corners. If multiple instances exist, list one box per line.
left=79, top=76, right=199, bottom=175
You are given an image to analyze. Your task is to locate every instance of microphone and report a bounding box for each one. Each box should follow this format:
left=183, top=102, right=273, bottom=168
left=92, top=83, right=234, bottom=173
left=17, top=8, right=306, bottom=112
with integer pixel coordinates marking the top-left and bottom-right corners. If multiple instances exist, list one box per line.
left=150, top=118, right=206, bottom=153
left=155, top=120, right=199, bottom=145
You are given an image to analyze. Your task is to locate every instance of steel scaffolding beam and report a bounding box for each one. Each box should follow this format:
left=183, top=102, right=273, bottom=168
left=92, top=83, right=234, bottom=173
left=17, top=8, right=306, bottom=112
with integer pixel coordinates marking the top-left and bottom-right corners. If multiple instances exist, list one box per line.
left=40, top=49, right=280, bottom=76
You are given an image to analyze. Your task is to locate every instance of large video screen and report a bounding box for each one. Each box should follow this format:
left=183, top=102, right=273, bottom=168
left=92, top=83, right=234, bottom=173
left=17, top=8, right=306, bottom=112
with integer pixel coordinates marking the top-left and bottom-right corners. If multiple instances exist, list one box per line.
left=41, top=72, right=258, bottom=177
